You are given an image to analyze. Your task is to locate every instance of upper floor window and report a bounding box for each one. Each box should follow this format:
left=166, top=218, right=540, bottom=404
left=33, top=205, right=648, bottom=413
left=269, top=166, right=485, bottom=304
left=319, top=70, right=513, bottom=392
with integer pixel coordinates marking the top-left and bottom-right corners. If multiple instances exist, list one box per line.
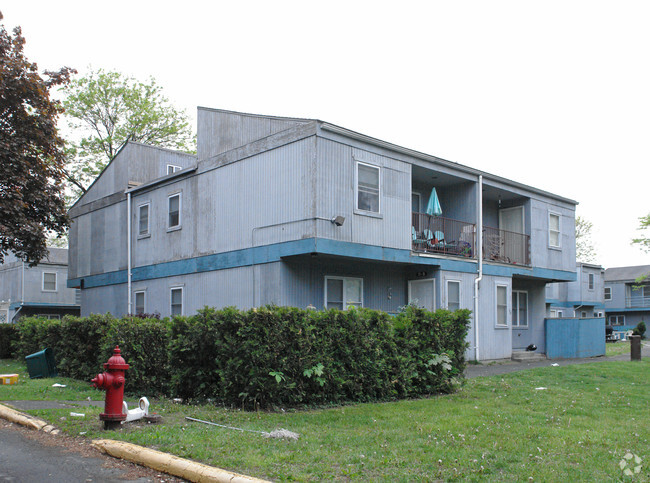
left=138, top=203, right=150, bottom=237
left=512, top=290, right=528, bottom=327
left=496, top=284, right=508, bottom=327
left=604, top=287, right=612, bottom=300
left=168, top=193, right=181, bottom=229
left=447, top=280, right=461, bottom=311
left=325, top=276, right=363, bottom=309
left=548, top=212, right=561, bottom=248
left=356, top=162, right=380, bottom=213
left=42, top=272, right=57, bottom=292
left=588, top=273, right=594, bottom=290
left=167, top=164, right=182, bottom=175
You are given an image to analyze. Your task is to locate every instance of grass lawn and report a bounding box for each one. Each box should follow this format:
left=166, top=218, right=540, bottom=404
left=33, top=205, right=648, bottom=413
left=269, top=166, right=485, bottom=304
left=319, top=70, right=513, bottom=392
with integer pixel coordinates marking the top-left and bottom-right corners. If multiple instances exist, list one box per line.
left=1, top=358, right=649, bottom=481
left=606, top=340, right=632, bottom=357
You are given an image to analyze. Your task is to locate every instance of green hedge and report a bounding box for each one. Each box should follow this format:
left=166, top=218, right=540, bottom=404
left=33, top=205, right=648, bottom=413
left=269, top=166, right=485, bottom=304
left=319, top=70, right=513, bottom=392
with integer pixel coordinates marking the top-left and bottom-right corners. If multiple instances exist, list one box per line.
left=0, top=324, right=18, bottom=358
left=12, top=306, right=470, bottom=408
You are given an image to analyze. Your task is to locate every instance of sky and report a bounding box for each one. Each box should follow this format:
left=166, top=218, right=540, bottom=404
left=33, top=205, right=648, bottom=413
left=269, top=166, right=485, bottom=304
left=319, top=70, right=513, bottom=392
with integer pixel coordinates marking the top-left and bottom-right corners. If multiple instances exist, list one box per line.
left=3, top=1, right=649, bottom=269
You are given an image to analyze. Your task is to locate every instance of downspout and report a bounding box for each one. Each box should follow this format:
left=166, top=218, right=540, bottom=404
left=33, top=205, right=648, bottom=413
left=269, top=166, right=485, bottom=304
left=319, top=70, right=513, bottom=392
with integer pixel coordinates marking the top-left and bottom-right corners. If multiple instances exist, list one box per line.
left=127, top=191, right=132, bottom=315
left=21, top=261, right=25, bottom=303
left=473, top=175, right=483, bottom=361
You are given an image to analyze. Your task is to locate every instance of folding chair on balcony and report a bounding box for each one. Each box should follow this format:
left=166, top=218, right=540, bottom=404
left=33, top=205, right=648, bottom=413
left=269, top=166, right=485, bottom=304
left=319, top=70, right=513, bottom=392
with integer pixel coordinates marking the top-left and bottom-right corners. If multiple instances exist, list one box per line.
left=412, top=226, right=428, bottom=250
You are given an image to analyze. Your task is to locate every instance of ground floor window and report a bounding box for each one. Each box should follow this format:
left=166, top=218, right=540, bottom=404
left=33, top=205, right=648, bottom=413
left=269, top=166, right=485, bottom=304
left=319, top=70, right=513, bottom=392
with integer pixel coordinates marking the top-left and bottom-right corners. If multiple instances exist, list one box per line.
left=325, top=276, right=363, bottom=309
left=447, top=280, right=461, bottom=311
left=134, top=291, right=145, bottom=315
left=550, top=309, right=564, bottom=318
left=512, top=290, right=528, bottom=327
left=609, top=315, right=625, bottom=326
left=171, top=287, right=183, bottom=315
left=496, top=285, right=508, bottom=327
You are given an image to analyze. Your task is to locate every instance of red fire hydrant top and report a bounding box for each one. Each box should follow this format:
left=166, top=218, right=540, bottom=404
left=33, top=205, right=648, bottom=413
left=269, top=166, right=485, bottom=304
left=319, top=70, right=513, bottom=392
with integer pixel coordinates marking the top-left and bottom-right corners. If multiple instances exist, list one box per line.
left=104, top=346, right=129, bottom=371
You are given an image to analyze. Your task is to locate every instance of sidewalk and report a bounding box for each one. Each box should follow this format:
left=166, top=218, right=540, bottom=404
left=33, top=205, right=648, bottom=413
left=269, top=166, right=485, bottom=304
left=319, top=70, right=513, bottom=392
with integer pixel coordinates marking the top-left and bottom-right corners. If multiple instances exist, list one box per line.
left=464, top=343, right=650, bottom=379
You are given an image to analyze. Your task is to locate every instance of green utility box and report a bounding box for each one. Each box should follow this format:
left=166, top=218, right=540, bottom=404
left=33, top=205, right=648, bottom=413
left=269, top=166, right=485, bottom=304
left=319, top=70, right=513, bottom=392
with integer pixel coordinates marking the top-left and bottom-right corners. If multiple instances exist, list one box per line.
left=25, top=348, right=58, bottom=379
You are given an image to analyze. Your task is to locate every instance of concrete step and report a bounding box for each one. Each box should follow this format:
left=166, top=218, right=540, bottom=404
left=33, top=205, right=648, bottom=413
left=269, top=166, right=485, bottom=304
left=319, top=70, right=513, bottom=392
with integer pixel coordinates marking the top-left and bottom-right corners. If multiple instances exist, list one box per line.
left=511, top=351, right=546, bottom=362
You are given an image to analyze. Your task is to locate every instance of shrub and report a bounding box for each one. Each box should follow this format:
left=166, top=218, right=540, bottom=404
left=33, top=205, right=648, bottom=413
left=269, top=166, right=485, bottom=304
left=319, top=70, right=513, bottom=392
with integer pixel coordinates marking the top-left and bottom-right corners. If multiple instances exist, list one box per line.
left=11, top=306, right=471, bottom=408
left=632, top=321, right=646, bottom=339
left=0, top=324, right=18, bottom=358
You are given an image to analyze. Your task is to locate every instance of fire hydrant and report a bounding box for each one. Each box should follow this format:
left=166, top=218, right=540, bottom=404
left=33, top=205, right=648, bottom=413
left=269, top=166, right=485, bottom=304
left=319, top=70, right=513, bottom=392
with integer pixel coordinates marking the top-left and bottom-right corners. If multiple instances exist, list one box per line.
left=92, top=345, right=129, bottom=429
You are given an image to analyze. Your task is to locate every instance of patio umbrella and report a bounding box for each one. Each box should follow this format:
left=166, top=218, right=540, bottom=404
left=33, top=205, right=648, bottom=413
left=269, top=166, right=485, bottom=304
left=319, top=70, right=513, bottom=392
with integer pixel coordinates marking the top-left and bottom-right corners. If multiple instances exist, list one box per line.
left=426, top=187, right=443, bottom=216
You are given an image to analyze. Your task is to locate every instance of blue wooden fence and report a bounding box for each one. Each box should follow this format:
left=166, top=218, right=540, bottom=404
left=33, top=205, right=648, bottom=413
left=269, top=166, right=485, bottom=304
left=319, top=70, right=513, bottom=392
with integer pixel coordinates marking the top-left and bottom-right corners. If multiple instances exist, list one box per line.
left=545, top=317, right=606, bottom=359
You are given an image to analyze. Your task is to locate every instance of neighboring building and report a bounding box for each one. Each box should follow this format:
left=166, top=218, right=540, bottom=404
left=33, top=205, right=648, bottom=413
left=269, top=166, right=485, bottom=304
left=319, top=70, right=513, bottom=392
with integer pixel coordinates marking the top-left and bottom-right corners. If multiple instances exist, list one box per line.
left=67, top=108, right=578, bottom=361
left=604, top=265, right=650, bottom=331
left=0, top=248, right=80, bottom=323
left=546, top=262, right=605, bottom=318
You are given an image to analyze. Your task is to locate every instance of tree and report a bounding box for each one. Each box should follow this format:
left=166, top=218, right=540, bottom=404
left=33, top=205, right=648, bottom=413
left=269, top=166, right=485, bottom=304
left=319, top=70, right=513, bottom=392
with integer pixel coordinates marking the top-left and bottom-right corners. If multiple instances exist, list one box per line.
left=575, top=216, right=597, bottom=263
left=61, top=69, right=195, bottom=196
left=631, top=213, right=650, bottom=254
left=0, top=15, right=74, bottom=265
left=631, top=213, right=650, bottom=284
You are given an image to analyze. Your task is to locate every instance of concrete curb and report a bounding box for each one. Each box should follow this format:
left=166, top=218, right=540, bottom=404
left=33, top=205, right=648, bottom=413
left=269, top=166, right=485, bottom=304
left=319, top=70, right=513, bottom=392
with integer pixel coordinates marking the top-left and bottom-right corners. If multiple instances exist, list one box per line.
left=93, top=439, right=269, bottom=483
left=0, top=403, right=268, bottom=483
left=0, top=402, right=59, bottom=434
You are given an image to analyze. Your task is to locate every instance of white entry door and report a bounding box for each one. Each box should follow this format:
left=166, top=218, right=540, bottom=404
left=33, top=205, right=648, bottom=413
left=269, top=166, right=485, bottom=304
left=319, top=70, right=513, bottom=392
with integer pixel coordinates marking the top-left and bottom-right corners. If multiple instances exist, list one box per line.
left=499, top=206, right=525, bottom=263
left=408, top=279, right=436, bottom=310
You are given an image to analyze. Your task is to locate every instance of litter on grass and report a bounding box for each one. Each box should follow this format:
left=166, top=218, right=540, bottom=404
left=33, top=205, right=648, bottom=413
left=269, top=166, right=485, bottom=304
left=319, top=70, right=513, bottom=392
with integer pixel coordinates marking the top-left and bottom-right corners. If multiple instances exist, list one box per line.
left=52, top=383, right=67, bottom=387
left=534, top=387, right=547, bottom=391
left=185, top=416, right=299, bottom=441
left=70, top=412, right=85, bottom=417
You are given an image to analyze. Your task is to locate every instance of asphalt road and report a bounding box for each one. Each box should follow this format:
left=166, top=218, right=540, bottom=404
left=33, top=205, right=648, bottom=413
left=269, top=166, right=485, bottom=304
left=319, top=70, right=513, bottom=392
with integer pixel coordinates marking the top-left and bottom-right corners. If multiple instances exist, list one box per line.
left=0, top=422, right=169, bottom=482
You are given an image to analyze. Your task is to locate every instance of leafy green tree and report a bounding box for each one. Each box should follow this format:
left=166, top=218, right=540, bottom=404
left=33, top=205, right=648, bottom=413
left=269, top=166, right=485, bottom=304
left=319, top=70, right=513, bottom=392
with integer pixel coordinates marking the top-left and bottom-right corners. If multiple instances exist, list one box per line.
left=575, top=216, right=597, bottom=263
left=632, top=213, right=650, bottom=253
left=632, top=213, right=650, bottom=284
left=61, top=68, right=195, bottom=196
left=0, top=15, right=74, bottom=265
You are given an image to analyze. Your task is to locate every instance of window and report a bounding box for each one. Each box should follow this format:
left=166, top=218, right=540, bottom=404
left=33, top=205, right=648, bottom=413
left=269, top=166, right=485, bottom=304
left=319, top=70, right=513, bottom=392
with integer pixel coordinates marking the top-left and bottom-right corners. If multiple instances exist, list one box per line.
left=604, top=287, right=612, bottom=300
left=549, top=213, right=561, bottom=248
left=42, top=272, right=57, bottom=292
left=138, top=203, right=150, bottom=236
left=550, top=309, right=558, bottom=318
left=356, top=162, right=380, bottom=213
left=588, top=273, right=594, bottom=290
left=134, top=291, right=145, bottom=315
left=557, top=310, right=563, bottom=317
left=609, top=315, right=624, bottom=326
left=170, top=287, right=183, bottom=315
left=167, top=164, right=182, bottom=175
left=496, top=285, right=508, bottom=327
left=447, top=280, right=461, bottom=311
left=512, top=291, right=528, bottom=327
left=40, top=314, right=60, bottom=320
left=581, top=311, right=587, bottom=318
left=168, top=193, right=181, bottom=229
left=325, top=276, right=363, bottom=309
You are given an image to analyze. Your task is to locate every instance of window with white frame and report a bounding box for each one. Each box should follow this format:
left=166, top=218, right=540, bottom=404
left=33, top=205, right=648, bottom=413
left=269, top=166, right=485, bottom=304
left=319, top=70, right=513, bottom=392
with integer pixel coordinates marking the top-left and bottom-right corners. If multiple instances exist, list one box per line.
left=138, top=203, right=150, bottom=236
left=580, top=311, right=587, bottom=318
left=549, top=212, right=561, bottom=248
left=609, top=314, right=624, bottom=326
left=557, top=310, right=563, bottom=317
left=550, top=309, right=558, bottom=318
left=588, top=273, right=594, bottom=290
left=134, top=291, right=145, bottom=315
left=42, top=272, right=57, bottom=292
left=168, top=193, right=181, bottom=229
left=325, top=276, right=363, bottom=309
left=167, top=164, right=182, bottom=175
left=604, top=287, right=612, bottom=300
left=170, top=287, right=183, bottom=316
left=496, top=285, right=508, bottom=327
left=356, top=162, right=380, bottom=213
left=512, top=290, right=528, bottom=327
left=447, top=280, right=461, bottom=311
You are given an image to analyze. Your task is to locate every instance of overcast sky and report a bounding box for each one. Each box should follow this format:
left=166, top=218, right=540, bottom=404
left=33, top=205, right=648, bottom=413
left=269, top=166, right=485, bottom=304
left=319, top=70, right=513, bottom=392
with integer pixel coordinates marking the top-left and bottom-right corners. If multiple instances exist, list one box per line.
left=3, top=1, right=649, bottom=269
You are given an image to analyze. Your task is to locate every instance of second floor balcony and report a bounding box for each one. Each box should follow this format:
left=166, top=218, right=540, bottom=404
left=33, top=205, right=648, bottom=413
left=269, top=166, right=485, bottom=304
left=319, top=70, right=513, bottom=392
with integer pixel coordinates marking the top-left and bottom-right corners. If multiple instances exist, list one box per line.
left=626, top=294, right=650, bottom=308
left=411, top=213, right=531, bottom=266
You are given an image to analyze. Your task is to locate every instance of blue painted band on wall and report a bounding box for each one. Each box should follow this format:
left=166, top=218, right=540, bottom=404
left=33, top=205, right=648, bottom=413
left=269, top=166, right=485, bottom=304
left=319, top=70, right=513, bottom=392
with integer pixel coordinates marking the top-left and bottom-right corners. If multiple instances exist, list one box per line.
left=68, top=238, right=577, bottom=289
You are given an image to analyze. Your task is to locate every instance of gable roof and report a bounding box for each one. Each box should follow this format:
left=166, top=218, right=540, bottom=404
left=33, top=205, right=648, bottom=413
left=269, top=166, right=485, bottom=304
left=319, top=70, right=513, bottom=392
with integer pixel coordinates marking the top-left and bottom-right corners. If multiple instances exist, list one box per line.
left=604, top=265, right=650, bottom=282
